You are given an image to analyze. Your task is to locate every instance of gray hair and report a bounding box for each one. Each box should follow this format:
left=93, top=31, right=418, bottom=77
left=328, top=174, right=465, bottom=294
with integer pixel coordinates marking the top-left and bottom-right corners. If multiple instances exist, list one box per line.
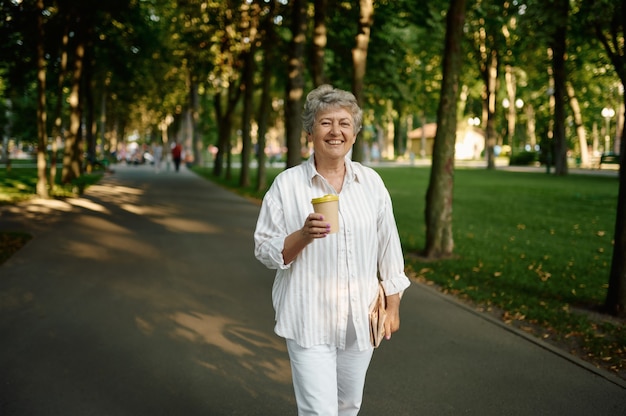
left=301, top=85, right=363, bottom=134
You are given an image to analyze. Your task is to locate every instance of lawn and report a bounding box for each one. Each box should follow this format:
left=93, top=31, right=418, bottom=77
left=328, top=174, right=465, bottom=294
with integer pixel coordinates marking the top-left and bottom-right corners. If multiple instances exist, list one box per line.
left=377, top=167, right=623, bottom=375
left=0, top=164, right=105, bottom=262
left=193, top=164, right=624, bottom=378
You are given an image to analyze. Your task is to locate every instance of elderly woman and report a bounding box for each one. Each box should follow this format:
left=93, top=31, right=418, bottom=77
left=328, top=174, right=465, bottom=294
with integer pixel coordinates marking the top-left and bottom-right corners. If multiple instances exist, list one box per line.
left=254, top=85, right=410, bottom=416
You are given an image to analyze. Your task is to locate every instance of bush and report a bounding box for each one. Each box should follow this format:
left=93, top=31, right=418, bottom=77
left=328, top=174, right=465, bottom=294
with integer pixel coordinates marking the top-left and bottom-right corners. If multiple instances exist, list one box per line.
left=509, top=151, right=538, bottom=166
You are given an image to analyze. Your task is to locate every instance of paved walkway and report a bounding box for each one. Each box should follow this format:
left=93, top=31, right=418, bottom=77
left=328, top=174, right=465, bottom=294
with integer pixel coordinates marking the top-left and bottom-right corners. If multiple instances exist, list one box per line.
left=0, top=163, right=625, bottom=416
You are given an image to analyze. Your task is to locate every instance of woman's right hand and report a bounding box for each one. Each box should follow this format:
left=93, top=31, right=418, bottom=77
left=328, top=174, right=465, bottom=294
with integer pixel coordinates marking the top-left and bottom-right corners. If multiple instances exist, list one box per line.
left=282, top=213, right=330, bottom=264
left=300, top=213, right=331, bottom=239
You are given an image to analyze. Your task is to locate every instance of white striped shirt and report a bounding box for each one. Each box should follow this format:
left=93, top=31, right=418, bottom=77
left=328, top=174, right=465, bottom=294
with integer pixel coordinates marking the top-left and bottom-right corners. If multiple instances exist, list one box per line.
left=254, top=155, right=411, bottom=351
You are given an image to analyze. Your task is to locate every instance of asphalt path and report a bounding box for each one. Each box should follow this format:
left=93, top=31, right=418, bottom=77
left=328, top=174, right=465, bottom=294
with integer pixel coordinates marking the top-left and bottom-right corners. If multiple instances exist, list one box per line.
left=0, top=163, right=625, bottom=415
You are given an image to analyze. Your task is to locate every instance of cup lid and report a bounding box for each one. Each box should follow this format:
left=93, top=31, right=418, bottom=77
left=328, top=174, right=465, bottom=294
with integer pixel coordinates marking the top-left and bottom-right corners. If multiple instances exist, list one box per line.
left=311, top=194, right=339, bottom=204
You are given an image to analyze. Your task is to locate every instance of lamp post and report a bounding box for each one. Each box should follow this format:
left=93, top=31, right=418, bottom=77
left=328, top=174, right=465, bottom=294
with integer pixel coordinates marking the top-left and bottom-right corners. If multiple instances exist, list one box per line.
left=601, top=107, right=615, bottom=154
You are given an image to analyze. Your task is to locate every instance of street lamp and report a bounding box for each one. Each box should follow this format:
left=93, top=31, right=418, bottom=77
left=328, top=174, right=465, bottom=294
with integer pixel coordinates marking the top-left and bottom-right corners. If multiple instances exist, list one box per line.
left=601, top=107, right=615, bottom=154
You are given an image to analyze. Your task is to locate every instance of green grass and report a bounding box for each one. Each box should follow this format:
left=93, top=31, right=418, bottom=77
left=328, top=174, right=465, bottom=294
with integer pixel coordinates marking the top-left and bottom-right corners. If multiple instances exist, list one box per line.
left=383, top=167, right=623, bottom=376
left=0, top=165, right=105, bottom=265
left=0, top=166, right=104, bottom=203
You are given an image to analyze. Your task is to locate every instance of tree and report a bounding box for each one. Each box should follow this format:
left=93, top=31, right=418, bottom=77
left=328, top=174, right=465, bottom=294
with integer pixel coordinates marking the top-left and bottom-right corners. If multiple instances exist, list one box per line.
left=284, top=0, right=307, bottom=168
left=239, top=1, right=262, bottom=188
left=350, top=0, right=374, bottom=162
left=548, top=0, right=569, bottom=175
left=465, top=0, right=510, bottom=170
left=424, top=0, right=466, bottom=258
left=255, top=0, right=279, bottom=192
left=35, top=0, right=49, bottom=197
left=311, top=0, right=329, bottom=87
left=61, top=3, right=89, bottom=184
left=582, top=0, right=626, bottom=316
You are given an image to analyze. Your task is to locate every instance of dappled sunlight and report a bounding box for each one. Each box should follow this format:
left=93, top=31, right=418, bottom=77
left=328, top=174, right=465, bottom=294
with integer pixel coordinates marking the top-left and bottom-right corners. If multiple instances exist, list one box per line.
left=66, top=197, right=110, bottom=214
left=167, top=311, right=292, bottom=385
left=135, top=316, right=155, bottom=335
left=152, top=217, right=222, bottom=234
left=64, top=239, right=113, bottom=261
left=120, top=204, right=155, bottom=215
left=169, top=311, right=257, bottom=357
left=76, top=215, right=132, bottom=235
left=119, top=203, right=173, bottom=217
left=63, top=215, right=158, bottom=261
left=86, top=184, right=145, bottom=208
left=22, top=198, right=74, bottom=213
left=89, top=184, right=145, bottom=196
left=240, top=352, right=293, bottom=384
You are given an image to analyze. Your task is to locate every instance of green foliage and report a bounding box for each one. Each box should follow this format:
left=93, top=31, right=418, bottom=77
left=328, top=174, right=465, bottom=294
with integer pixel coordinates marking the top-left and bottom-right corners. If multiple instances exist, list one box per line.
left=0, top=166, right=104, bottom=203
left=191, top=165, right=282, bottom=200
left=509, top=150, right=538, bottom=166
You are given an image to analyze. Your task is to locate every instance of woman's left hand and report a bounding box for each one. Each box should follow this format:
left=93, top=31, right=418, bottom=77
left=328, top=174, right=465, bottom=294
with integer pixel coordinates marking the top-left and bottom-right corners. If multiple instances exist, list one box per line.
left=384, top=293, right=401, bottom=340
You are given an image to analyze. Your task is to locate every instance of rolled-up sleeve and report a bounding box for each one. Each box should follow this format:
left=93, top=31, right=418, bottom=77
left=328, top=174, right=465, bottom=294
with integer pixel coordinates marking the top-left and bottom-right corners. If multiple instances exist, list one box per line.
left=377, top=190, right=411, bottom=296
left=254, top=191, right=292, bottom=270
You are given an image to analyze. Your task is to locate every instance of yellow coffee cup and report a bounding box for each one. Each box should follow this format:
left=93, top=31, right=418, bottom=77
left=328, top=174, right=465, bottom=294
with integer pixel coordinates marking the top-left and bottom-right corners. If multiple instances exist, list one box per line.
left=311, top=194, right=339, bottom=234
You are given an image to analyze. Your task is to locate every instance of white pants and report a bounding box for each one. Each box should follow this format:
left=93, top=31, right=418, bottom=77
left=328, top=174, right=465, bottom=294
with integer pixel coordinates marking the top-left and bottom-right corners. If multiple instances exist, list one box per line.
left=286, top=317, right=374, bottom=416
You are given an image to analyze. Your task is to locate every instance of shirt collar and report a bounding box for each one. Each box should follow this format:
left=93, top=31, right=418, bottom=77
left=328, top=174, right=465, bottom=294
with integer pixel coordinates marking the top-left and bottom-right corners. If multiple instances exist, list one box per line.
left=306, top=153, right=359, bottom=188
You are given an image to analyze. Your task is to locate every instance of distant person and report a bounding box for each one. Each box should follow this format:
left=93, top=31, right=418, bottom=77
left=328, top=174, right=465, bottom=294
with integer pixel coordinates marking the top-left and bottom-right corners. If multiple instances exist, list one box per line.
left=171, top=141, right=182, bottom=172
left=254, top=84, right=410, bottom=416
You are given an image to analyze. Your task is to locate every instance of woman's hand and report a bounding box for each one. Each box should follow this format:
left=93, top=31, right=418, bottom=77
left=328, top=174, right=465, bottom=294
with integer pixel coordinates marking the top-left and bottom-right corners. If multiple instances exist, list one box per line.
left=300, top=213, right=331, bottom=239
left=384, top=293, right=401, bottom=340
left=282, top=213, right=330, bottom=264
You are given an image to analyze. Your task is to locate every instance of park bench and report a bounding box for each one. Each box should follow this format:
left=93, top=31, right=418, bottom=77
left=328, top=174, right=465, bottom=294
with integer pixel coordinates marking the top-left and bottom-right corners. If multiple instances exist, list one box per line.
left=599, top=153, right=620, bottom=170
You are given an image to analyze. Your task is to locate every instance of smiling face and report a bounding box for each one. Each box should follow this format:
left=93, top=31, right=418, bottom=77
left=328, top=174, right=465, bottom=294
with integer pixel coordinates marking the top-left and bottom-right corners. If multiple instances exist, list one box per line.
left=308, top=107, right=357, bottom=162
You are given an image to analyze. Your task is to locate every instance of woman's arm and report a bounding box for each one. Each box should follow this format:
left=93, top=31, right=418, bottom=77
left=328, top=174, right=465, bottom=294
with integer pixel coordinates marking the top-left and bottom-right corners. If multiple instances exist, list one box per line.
left=282, top=213, right=330, bottom=264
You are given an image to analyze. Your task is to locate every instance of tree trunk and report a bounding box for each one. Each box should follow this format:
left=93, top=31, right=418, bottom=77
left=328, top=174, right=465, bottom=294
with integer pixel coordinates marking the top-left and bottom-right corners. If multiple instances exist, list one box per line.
left=600, top=0, right=626, bottom=317
left=84, top=48, right=96, bottom=172
left=240, top=49, right=255, bottom=188
left=255, top=2, right=277, bottom=192
left=61, top=33, right=85, bottom=184
left=285, top=0, right=307, bottom=168
left=311, top=0, right=328, bottom=87
left=550, top=0, right=569, bottom=175
left=606, top=110, right=626, bottom=317
left=213, top=94, right=226, bottom=177
left=504, top=65, right=517, bottom=151
left=50, top=17, right=70, bottom=189
left=351, top=0, right=374, bottom=163
left=35, top=0, right=49, bottom=198
left=213, top=82, right=241, bottom=178
left=476, top=23, right=499, bottom=170
left=190, top=78, right=202, bottom=167
left=566, top=82, right=590, bottom=167
left=424, top=0, right=466, bottom=258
